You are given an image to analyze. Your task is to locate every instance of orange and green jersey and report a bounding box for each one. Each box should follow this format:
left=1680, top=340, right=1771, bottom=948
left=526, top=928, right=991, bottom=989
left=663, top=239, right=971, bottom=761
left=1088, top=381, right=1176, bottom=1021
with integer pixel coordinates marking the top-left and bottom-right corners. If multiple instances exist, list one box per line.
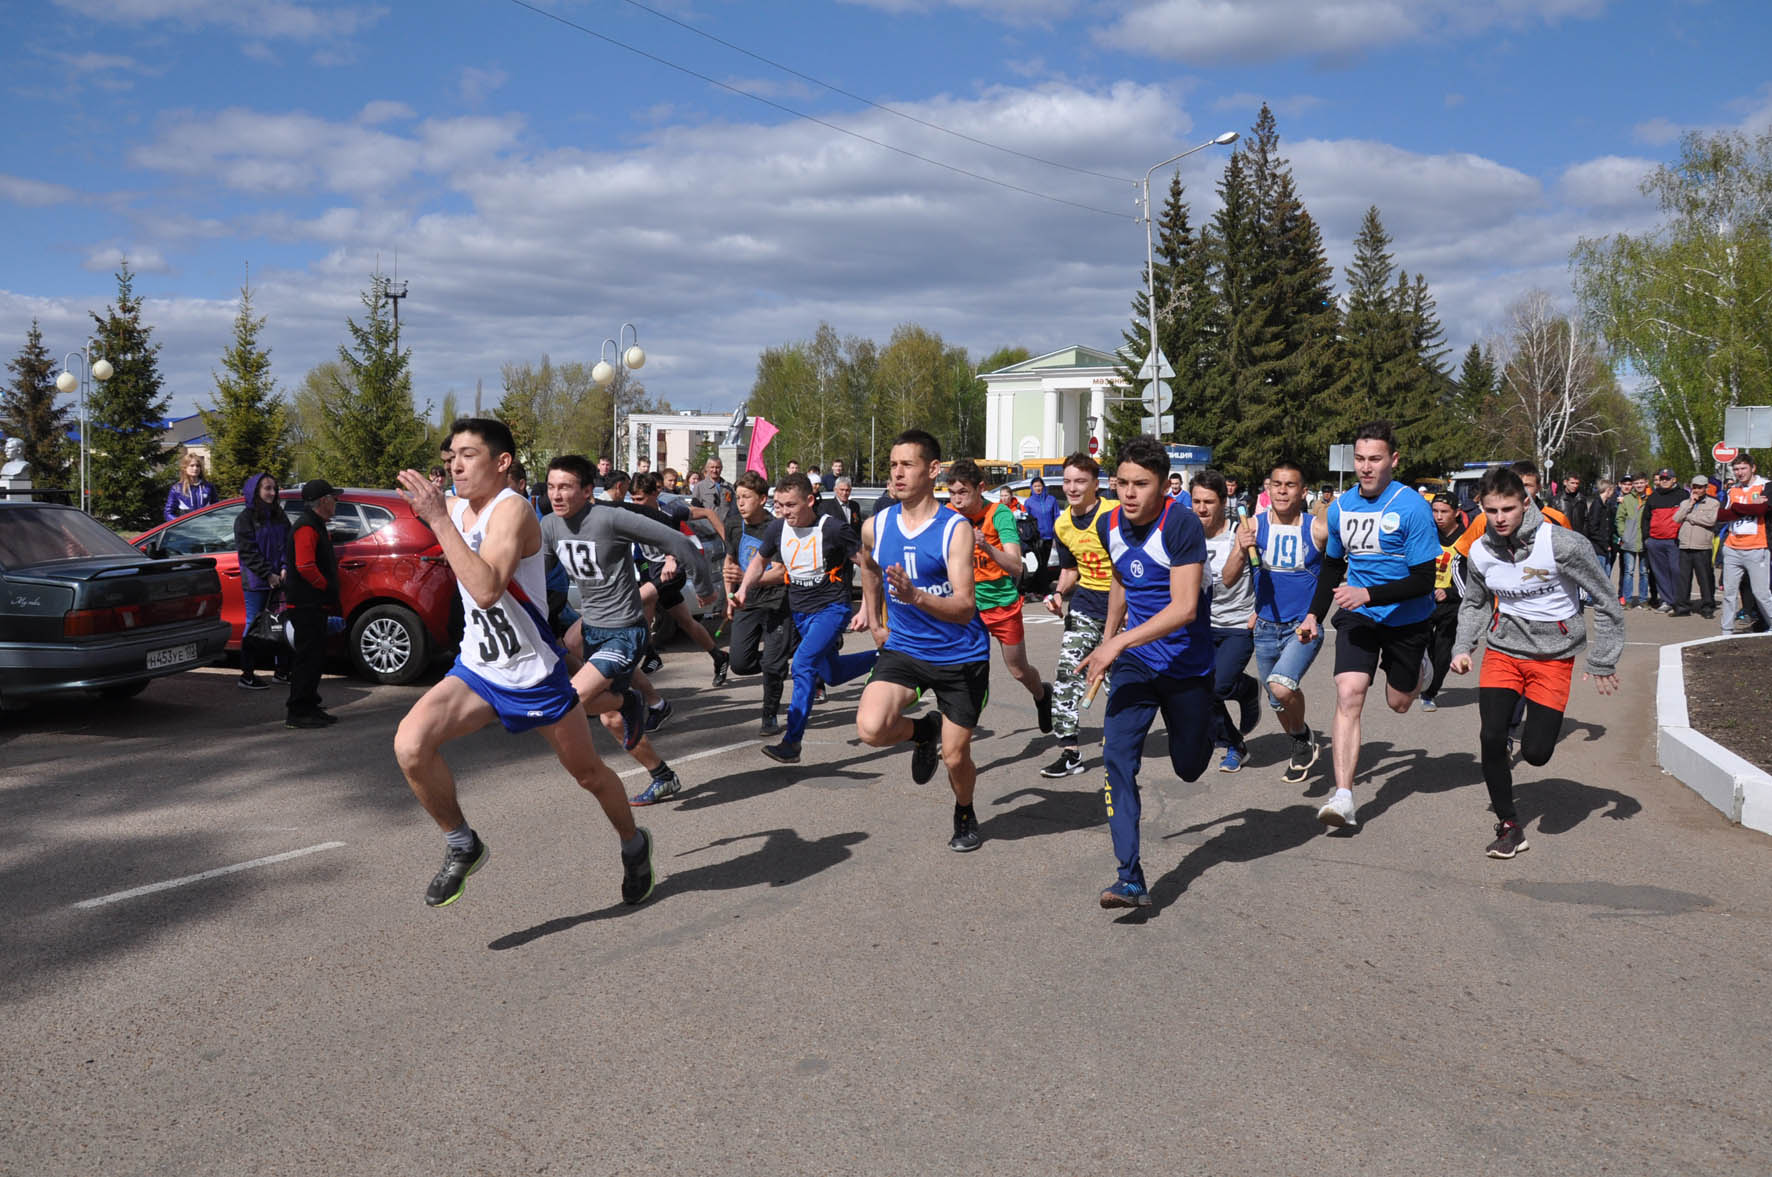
left=963, top=502, right=1022, bottom=610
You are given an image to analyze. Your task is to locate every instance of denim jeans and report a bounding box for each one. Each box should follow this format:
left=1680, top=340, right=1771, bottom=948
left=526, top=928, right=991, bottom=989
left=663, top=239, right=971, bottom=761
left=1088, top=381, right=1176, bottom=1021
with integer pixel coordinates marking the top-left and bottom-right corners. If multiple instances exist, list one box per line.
left=1252, top=617, right=1325, bottom=710
left=1208, top=625, right=1259, bottom=749
left=1617, top=550, right=1648, bottom=603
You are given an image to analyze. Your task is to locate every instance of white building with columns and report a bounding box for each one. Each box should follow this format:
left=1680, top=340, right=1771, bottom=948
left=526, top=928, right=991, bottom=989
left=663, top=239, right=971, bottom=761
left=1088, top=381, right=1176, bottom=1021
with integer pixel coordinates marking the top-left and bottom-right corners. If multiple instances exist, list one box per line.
left=980, top=345, right=1127, bottom=464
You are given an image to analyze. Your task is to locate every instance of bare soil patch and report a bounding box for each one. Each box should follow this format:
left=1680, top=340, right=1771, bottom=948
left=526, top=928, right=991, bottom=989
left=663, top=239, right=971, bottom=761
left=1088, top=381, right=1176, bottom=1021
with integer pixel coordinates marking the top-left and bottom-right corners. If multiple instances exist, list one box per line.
left=1683, top=636, right=1772, bottom=773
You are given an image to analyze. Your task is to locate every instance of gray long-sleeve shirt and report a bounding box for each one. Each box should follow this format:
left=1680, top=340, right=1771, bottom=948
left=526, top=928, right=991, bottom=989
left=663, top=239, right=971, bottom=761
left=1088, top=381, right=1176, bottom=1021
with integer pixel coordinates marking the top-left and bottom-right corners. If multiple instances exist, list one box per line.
left=1452, top=503, right=1626, bottom=677
left=541, top=503, right=710, bottom=629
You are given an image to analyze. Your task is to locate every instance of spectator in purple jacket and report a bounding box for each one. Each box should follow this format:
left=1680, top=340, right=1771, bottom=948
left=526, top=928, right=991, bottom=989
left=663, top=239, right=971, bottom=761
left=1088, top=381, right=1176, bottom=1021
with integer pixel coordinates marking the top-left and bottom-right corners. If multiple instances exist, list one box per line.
left=233, top=472, right=291, bottom=689
left=164, top=451, right=218, bottom=520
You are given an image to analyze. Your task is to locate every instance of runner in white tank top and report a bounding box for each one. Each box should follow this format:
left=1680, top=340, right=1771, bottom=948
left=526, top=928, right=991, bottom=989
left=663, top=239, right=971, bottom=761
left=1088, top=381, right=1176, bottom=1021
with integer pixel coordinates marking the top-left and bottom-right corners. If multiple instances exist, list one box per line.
left=393, top=419, right=656, bottom=911
left=449, top=487, right=560, bottom=690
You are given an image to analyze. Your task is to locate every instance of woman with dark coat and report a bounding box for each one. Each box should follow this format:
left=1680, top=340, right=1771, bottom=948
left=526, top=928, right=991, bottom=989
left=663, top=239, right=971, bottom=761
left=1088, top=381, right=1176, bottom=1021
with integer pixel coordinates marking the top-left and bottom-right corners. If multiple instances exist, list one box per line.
left=234, top=472, right=291, bottom=689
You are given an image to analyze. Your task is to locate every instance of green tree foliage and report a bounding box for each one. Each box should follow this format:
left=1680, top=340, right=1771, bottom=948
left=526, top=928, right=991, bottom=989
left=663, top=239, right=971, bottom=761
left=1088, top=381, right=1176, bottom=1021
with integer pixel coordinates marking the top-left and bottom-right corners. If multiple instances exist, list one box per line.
left=288, top=361, right=343, bottom=480
left=1336, top=207, right=1406, bottom=431
left=1573, top=128, right=1772, bottom=470
left=202, top=280, right=290, bottom=495
left=87, top=261, right=172, bottom=527
left=1493, top=290, right=1618, bottom=473
left=316, top=276, right=431, bottom=487
left=494, top=358, right=619, bottom=474
left=2, top=320, right=73, bottom=489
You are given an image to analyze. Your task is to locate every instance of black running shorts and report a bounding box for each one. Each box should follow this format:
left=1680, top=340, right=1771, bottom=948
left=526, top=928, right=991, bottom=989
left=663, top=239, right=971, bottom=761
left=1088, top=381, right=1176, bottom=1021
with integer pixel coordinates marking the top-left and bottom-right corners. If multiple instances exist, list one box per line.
left=1332, top=610, right=1431, bottom=694
left=869, top=648, right=990, bottom=729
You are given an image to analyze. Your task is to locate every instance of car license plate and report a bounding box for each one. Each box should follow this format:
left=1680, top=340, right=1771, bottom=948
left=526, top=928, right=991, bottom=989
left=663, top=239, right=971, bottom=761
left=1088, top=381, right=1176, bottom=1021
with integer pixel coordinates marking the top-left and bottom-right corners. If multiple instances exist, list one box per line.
left=146, top=642, right=199, bottom=670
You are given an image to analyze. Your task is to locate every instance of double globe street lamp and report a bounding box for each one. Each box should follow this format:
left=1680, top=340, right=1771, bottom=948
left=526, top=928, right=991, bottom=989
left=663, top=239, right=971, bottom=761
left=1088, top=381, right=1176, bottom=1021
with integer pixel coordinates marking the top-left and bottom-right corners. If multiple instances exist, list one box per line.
left=56, top=348, right=113, bottom=510
left=591, top=322, right=645, bottom=469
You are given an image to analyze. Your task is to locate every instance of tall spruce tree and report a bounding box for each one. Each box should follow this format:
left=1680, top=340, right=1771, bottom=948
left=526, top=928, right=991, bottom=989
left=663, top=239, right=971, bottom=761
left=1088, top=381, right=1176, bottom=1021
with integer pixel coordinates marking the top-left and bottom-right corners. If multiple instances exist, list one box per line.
left=1206, top=148, right=1263, bottom=456
left=2, top=320, right=73, bottom=489
left=203, top=279, right=291, bottom=495
left=1113, top=173, right=1214, bottom=447
left=1388, top=272, right=1457, bottom=475
left=87, top=261, right=172, bottom=527
left=320, top=276, right=430, bottom=487
left=1453, top=341, right=1499, bottom=455
left=1335, top=207, right=1410, bottom=432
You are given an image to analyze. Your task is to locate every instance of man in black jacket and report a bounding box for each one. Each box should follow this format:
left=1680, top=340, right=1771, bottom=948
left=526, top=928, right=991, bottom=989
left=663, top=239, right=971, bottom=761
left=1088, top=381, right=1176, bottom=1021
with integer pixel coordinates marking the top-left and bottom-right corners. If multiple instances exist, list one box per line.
left=284, top=480, right=342, bottom=729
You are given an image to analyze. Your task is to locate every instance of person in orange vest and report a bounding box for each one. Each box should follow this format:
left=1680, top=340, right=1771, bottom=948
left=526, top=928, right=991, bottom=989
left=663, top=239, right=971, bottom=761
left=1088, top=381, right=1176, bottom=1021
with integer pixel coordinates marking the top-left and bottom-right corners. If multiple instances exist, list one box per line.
left=1715, top=454, right=1771, bottom=632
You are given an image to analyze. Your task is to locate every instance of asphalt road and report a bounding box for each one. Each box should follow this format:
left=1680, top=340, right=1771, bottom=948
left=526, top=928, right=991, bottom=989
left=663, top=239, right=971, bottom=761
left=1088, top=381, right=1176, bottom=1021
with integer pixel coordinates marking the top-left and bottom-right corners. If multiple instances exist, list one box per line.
left=4, top=608, right=1770, bottom=1176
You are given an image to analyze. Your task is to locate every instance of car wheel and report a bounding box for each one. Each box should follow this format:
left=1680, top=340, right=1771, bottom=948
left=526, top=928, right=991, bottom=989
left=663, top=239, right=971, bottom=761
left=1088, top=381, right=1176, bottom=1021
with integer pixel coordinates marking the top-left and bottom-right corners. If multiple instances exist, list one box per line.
left=350, top=603, right=429, bottom=685
left=99, top=679, right=150, bottom=700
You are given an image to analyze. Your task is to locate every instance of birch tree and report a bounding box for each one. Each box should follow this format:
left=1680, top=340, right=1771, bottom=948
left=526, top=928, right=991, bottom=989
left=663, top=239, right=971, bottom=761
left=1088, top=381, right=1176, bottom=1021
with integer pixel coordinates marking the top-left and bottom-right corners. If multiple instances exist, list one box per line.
left=1493, top=290, right=1612, bottom=473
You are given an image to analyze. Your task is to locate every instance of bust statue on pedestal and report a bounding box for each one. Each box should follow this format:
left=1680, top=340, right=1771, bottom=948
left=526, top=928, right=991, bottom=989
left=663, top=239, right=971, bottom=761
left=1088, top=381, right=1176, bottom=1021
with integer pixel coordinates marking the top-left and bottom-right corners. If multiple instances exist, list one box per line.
left=1, top=437, right=33, bottom=489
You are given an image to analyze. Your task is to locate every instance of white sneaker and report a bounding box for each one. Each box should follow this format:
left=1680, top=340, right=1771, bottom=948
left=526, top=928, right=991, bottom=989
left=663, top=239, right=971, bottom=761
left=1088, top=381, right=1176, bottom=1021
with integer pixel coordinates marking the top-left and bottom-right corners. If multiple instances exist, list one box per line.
left=1317, top=790, right=1358, bottom=828
left=1417, top=649, right=1434, bottom=702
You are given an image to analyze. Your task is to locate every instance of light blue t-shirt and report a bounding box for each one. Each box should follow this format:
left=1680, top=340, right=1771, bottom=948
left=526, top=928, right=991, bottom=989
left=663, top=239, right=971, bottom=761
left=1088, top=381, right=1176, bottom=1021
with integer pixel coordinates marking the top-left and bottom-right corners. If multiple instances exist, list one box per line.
left=1324, top=481, right=1439, bottom=626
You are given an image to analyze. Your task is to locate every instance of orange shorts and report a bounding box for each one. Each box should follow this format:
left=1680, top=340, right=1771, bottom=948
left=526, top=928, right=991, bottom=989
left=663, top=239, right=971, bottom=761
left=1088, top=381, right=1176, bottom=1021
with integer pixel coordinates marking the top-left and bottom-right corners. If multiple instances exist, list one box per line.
left=1479, top=648, right=1574, bottom=711
left=978, top=600, right=1025, bottom=645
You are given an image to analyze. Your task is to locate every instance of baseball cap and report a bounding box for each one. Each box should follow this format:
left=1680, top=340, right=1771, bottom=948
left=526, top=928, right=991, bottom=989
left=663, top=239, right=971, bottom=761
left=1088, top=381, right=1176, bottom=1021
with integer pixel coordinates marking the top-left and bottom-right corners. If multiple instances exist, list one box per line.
left=301, top=478, right=340, bottom=501
left=1690, top=474, right=1710, bottom=487
left=1655, top=468, right=1676, bottom=479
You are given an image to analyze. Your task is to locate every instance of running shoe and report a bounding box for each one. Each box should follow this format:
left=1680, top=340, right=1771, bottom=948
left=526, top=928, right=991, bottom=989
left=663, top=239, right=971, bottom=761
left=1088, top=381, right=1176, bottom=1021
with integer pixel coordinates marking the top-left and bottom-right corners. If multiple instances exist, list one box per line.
left=1099, top=880, right=1151, bottom=909
left=285, top=712, right=330, bottom=730
left=761, top=741, right=802, bottom=764
left=619, top=688, right=647, bottom=751
left=1418, top=649, right=1435, bottom=700
left=1282, top=732, right=1319, bottom=785
left=813, top=683, right=827, bottom=705
left=910, top=715, right=941, bottom=785
left=630, top=770, right=682, bottom=806
left=238, top=674, right=270, bottom=691
left=1218, top=744, right=1245, bottom=773
left=1036, top=681, right=1054, bottom=734
left=711, top=649, right=730, bottom=686
left=1317, top=790, right=1358, bottom=828
left=949, top=810, right=982, bottom=852
left=644, top=698, right=673, bottom=732
left=641, top=648, right=664, bottom=674
left=1485, top=820, right=1530, bottom=859
left=1420, top=696, right=1438, bottom=712
left=424, top=835, right=490, bottom=907
left=272, top=670, right=291, bottom=685
left=1040, top=748, right=1086, bottom=778
left=314, top=708, right=339, bottom=725
left=621, top=827, right=655, bottom=905
left=759, top=714, right=782, bottom=737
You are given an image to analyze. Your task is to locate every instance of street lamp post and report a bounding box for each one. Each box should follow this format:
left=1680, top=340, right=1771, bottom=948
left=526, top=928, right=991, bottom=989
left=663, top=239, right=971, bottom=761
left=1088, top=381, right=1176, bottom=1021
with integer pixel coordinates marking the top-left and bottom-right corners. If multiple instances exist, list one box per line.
left=592, top=322, right=645, bottom=469
left=1141, top=131, right=1239, bottom=378
left=56, top=347, right=113, bottom=512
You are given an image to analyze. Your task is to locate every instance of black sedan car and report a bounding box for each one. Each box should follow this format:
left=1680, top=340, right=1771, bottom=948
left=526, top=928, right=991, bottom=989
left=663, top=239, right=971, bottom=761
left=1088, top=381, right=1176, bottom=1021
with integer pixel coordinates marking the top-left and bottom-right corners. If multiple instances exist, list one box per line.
left=0, top=502, right=229, bottom=705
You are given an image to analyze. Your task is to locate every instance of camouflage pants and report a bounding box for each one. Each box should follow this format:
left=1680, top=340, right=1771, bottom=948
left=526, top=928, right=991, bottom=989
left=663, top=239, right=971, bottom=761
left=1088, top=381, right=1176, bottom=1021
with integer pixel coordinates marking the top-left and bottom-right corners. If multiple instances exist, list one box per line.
left=1052, top=610, right=1108, bottom=742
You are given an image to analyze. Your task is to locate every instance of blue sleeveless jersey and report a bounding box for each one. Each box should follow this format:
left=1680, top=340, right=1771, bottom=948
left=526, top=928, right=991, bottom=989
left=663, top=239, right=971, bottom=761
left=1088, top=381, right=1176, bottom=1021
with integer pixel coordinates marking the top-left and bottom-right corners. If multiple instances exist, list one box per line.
left=1254, top=512, right=1323, bottom=623
left=872, top=503, right=989, bottom=665
left=1096, top=499, right=1212, bottom=679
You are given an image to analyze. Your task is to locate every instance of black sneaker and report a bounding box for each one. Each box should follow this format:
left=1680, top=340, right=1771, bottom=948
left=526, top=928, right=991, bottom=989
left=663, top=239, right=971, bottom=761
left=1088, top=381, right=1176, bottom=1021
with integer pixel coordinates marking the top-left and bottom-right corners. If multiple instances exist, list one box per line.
left=1040, top=748, right=1085, bottom=778
left=910, top=714, right=941, bottom=785
left=761, top=741, right=802, bottom=763
left=313, top=708, right=339, bottom=725
left=949, top=810, right=982, bottom=852
left=1485, top=820, right=1530, bottom=859
left=1281, top=730, right=1319, bottom=785
left=640, top=648, right=664, bottom=674
left=1035, top=681, right=1054, bottom=734
left=271, top=670, right=291, bottom=685
left=711, top=649, right=730, bottom=686
left=285, top=712, right=329, bottom=729
left=644, top=698, right=673, bottom=733
left=425, top=835, right=490, bottom=907
left=238, top=674, right=270, bottom=691
left=621, top=827, right=655, bottom=905
left=759, top=714, right=783, bottom=737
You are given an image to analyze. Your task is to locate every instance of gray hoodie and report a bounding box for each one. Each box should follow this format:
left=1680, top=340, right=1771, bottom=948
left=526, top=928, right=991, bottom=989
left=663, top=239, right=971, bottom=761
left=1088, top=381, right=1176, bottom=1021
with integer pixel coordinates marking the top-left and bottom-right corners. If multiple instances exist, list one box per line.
left=1453, top=503, right=1626, bottom=677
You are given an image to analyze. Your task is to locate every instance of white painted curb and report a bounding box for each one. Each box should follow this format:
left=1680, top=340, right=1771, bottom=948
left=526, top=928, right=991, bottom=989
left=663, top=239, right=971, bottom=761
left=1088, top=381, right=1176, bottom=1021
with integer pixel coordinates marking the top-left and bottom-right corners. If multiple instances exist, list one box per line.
left=1656, top=632, right=1772, bottom=834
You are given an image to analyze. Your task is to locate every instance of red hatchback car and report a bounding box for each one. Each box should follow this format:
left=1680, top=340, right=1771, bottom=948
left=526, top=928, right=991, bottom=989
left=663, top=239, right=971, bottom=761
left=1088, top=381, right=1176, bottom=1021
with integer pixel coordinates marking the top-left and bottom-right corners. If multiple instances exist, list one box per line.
left=132, top=488, right=456, bottom=684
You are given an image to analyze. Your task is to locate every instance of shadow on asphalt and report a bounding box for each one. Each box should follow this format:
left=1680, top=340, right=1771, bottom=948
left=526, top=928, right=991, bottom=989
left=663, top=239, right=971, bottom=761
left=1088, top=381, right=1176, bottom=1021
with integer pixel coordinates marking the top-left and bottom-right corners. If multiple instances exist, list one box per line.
left=1520, top=775, right=1641, bottom=833
left=486, top=827, right=868, bottom=950
left=983, top=784, right=1105, bottom=841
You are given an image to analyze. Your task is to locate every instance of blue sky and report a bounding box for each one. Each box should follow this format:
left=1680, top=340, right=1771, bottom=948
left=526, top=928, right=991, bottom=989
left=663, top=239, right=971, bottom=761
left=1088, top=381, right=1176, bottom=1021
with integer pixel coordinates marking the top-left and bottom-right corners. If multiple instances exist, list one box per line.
left=4, top=0, right=1769, bottom=427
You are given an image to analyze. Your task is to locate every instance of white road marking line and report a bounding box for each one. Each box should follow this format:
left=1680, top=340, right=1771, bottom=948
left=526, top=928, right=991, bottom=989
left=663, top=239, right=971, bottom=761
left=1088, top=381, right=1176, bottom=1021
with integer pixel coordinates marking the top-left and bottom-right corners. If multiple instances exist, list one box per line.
left=617, top=737, right=761, bottom=780
left=73, top=842, right=349, bottom=910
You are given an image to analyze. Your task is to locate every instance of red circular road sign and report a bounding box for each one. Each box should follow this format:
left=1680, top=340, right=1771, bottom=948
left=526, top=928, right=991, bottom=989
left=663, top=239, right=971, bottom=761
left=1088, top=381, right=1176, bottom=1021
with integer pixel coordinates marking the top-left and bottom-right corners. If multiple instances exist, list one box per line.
left=1714, top=442, right=1740, bottom=463
left=1088, top=437, right=1100, bottom=455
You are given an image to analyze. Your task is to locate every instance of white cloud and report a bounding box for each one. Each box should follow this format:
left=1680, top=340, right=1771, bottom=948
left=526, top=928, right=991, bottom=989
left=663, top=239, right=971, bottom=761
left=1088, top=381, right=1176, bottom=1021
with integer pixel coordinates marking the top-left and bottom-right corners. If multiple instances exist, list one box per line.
left=6, top=80, right=1674, bottom=430
left=1095, top=0, right=1610, bottom=64
left=358, top=100, right=416, bottom=125
left=0, top=175, right=80, bottom=207
left=1633, top=116, right=1681, bottom=146
left=1557, top=156, right=1656, bottom=211
left=51, top=0, right=387, bottom=41
left=458, top=66, right=508, bottom=107
left=82, top=245, right=171, bottom=273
